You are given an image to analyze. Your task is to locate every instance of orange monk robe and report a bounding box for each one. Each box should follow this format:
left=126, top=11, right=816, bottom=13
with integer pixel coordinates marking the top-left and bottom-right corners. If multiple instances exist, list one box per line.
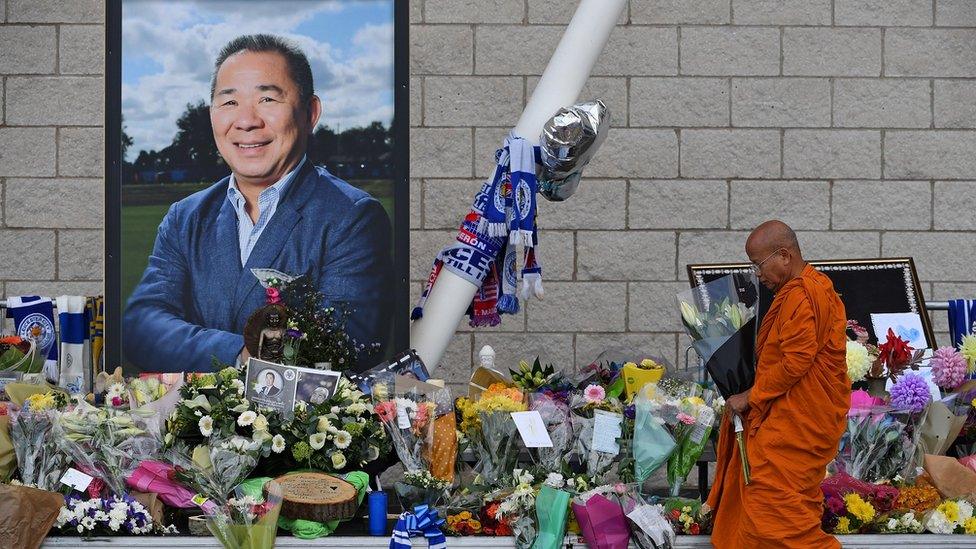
left=708, top=264, right=850, bottom=549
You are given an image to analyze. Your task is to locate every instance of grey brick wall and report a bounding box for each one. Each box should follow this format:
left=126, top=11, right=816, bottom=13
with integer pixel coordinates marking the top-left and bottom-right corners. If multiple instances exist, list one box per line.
left=0, top=1, right=973, bottom=390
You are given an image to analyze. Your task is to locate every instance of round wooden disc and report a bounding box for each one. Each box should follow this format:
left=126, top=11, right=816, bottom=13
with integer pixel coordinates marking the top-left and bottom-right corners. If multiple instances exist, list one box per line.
left=271, top=472, right=360, bottom=523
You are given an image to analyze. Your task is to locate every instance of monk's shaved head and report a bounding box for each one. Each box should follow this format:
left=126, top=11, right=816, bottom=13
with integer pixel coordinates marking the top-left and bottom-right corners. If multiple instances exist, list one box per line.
left=746, top=220, right=807, bottom=292
left=746, top=220, right=801, bottom=257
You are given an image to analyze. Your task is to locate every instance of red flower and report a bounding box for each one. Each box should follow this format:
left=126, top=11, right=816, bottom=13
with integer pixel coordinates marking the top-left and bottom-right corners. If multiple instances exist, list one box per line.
left=111, top=396, right=123, bottom=407
left=374, top=401, right=396, bottom=423
left=266, top=287, right=281, bottom=304
left=669, top=509, right=681, bottom=520
left=690, top=523, right=701, bottom=535
left=0, top=403, right=8, bottom=416
left=879, top=328, right=912, bottom=372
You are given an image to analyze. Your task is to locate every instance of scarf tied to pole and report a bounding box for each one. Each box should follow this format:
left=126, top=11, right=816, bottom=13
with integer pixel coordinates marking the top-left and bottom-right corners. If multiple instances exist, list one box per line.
left=412, top=133, right=543, bottom=327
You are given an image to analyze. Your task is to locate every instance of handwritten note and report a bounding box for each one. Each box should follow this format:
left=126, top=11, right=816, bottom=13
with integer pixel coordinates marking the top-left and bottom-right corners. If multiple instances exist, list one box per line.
left=511, top=410, right=553, bottom=448
left=592, top=409, right=623, bottom=455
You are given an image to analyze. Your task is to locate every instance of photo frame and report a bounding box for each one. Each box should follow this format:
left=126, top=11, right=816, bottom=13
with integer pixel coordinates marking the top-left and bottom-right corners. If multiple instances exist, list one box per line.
left=104, top=0, right=410, bottom=372
left=687, top=258, right=937, bottom=349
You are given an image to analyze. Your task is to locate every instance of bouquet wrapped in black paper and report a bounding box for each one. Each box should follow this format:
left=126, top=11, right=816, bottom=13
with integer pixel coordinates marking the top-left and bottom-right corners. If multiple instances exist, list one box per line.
left=676, top=272, right=759, bottom=483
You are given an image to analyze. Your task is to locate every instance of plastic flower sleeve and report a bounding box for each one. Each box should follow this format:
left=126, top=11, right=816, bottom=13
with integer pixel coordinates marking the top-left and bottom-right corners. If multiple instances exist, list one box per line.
left=528, top=392, right=573, bottom=471
left=571, top=491, right=631, bottom=549
left=370, top=372, right=437, bottom=474
left=632, top=385, right=676, bottom=484
left=10, top=406, right=65, bottom=491
left=532, top=485, right=570, bottom=549
left=833, top=406, right=926, bottom=483
left=613, top=484, right=675, bottom=549
left=206, top=480, right=283, bottom=549
left=166, top=436, right=260, bottom=507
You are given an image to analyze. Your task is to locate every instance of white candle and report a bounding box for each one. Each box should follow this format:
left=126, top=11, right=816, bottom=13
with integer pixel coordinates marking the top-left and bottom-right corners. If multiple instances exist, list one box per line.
left=410, top=0, right=628, bottom=371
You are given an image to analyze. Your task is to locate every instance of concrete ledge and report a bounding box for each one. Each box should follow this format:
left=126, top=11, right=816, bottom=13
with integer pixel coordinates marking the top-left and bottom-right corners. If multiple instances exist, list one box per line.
left=41, top=534, right=976, bottom=548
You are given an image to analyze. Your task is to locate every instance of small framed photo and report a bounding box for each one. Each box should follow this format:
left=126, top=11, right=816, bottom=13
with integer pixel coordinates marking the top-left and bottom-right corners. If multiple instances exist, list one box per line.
left=293, top=367, right=342, bottom=406
left=245, top=357, right=298, bottom=415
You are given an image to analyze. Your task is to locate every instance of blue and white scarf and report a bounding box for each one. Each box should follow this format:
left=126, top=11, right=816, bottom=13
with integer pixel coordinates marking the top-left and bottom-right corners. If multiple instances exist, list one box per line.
left=6, top=296, right=58, bottom=381
left=949, top=299, right=976, bottom=348
left=389, top=505, right=446, bottom=549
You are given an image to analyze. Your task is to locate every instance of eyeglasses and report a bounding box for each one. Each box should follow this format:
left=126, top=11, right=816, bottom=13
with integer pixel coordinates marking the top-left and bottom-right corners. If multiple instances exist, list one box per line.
left=750, top=248, right=785, bottom=275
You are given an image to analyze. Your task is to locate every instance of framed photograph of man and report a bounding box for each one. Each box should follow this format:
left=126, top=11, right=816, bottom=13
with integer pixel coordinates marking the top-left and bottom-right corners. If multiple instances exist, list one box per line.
left=245, top=357, right=298, bottom=414
left=105, top=0, right=409, bottom=374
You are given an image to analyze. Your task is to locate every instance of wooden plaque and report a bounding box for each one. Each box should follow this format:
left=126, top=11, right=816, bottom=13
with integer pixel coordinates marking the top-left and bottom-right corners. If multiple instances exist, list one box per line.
left=270, top=472, right=359, bottom=523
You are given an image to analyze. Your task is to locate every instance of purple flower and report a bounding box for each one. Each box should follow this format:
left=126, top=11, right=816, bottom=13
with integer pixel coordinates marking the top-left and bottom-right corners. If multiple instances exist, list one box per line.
left=624, top=404, right=636, bottom=420
left=931, top=346, right=967, bottom=390
left=286, top=328, right=303, bottom=339
left=889, top=373, right=932, bottom=413
left=825, top=495, right=846, bottom=516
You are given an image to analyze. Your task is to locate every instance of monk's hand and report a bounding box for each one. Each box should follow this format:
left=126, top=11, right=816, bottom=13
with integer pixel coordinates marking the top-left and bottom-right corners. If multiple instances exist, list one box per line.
left=727, top=389, right=751, bottom=415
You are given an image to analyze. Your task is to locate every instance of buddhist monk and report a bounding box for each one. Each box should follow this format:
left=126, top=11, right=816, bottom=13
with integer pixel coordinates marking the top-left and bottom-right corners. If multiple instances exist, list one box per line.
left=707, top=220, right=850, bottom=548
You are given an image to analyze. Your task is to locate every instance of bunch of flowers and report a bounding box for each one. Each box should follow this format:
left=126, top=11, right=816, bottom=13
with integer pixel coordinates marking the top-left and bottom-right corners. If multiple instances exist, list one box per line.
left=55, top=400, right=162, bottom=497
left=487, top=469, right=539, bottom=547
left=372, top=378, right=438, bottom=474
left=875, top=510, right=924, bottom=534
left=662, top=497, right=708, bottom=535
left=642, top=381, right=717, bottom=496
left=10, top=390, right=69, bottom=490
left=104, top=382, right=129, bottom=408
left=169, top=436, right=260, bottom=507
left=479, top=501, right=514, bottom=536
left=825, top=492, right=877, bottom=534
left=510, top=357, right=557, bottom=392
left=932, top=346, right=969, bottom=391
left=205, top=481, right=283, bottom=549
left=923, top=499, right=976, bottom=534
left=54, top=493, right=172, bottom=535
left=456, top=383, right=526, bottom=485
left=273, top=277, right=377, bottom=370
left=567, top=382, right=623, bottom=482
left=889, top=373, right=932, bottom=413
left=835, top=409, right=921, bottom=482
left=165, top=364, right=251, bottom=447
left=128, top=377, right=169, bottom=408
left=445, top=510, right=482, bottom=535
left=278, top=376, right=387, bottom=474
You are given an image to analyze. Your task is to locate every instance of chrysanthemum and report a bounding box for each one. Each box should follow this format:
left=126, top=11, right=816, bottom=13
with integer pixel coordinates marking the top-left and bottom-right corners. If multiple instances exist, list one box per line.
left=961, top=334, right=976, bottom=374
left=334, top=430, right=352, bottom=449
left=844, top=493, right=876, bottom=523
left=931, top=346, right=968, bottom=390
left=198, top=415, right=213, bottom=437
left=271, top=434, right=286, bottom=454
left=890, top=373, right=931, bottom=413
left=846, top=340, right=872, bottom=383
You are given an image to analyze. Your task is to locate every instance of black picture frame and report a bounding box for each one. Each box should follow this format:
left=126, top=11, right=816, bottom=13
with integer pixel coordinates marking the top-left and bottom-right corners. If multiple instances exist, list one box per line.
left=104, top=0, right=410, bottom=369
left=687, top=258, right=937, bottom=349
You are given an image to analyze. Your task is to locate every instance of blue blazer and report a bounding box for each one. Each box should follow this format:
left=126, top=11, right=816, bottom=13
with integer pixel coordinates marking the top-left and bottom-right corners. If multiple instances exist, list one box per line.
left=123, top=162, right=392, bottom=372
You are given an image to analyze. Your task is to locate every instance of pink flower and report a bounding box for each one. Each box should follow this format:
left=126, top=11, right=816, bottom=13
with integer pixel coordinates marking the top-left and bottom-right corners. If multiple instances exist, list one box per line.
left=111, top=396, right=123, bottom=407
left=677, top=412, right=696, bottom=425
left=266, top=287, right=281, bottom=304
left=374, top=401, right=396, bottom=423
left=583, top=384, right=605, bottom=404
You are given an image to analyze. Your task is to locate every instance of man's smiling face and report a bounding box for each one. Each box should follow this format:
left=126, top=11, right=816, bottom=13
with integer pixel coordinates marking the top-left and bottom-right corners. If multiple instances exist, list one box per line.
left=210, top=50, right=320, bottom=187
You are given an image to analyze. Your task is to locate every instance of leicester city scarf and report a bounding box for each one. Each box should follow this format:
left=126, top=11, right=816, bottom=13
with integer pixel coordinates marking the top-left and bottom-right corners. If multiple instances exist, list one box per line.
left=412, top=134, right=544, bottom=326
left=56, top=295, right=88, bottom=394
left=6, top=296, right=58, bottom=381
left=390, top=505, right=446, bottom=549
left=949, top=299, right=976, bottom=348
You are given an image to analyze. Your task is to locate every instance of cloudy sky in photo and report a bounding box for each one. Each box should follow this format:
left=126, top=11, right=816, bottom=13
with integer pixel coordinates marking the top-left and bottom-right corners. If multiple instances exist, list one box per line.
left=121, top=0, right=394, bottom=161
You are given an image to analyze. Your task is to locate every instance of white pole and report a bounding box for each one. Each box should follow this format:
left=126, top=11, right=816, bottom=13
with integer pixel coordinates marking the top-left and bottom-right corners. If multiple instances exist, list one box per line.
left=410, top=0, right=628, bottom=371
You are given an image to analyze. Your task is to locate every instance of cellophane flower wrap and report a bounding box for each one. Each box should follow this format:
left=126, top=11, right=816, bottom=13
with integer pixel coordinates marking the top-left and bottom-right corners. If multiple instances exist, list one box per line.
left=206, top=480, right=283, bottom=549
left=527, top=391, right=573, bottom=472
left=571, top=487, right=631, bottom=549
left=456, top=382, right=527, bottom=486
left=10, top=391, right=68, bottom=490
left=833, top=406, right=925, bottom=482
left=568, top=387, right=622, bottom=483
left=167, top=436, right=260, bottom=507
left=612, top=483, right=675, bottom=549
left=631, top=383, right=677, bottom=484
left=655, top=380, right=716, bottom=496
left=54, top=400, right=162, bottom=497
left=487, top=468, right=539, bottom=548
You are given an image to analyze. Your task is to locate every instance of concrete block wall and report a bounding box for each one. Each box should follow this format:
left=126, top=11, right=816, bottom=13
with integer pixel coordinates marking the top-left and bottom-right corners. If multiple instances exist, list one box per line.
left=0, top=1, right=973, bottom=390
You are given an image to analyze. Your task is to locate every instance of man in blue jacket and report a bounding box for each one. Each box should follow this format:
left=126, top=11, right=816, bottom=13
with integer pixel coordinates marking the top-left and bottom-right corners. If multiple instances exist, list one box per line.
left=123, top=34, right=392, bottom=372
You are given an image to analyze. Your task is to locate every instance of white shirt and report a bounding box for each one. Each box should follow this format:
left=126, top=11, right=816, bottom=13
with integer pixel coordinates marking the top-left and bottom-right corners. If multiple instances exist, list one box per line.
left=226, top=156, right=307, bottom=266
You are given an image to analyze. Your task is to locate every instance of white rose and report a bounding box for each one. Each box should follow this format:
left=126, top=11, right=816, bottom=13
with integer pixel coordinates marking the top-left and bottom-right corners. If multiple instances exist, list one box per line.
left=316, top=416, right=332, bottom=433
left=331, top=451, right=347, bottom=469
left=252, top=414, right=269, bottom=432
left=237, top=411, right=257, bottom=427
left=309, top=433, right=327, bottom=451
left=367, top=445, right=380, bottom=461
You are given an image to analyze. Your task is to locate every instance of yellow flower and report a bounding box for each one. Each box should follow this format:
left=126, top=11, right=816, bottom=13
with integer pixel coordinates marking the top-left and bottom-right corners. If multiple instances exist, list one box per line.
left=964, top=517, right=976, bottom=535
left=961, top=334, right=976, bottom=373
left=459, top=511, right=471, bottom=520
left=938, top=500, right=960, bottom=524
left=844, top=493, right=876, bottom=523
left=684, top=396, right=706, bottom=407
left=25, top=392, right=56, bottom=412
left=835, top=517, right=852, bottom=534
left=640, top=358, right=662, bottom=369
left=623, top=362, right=638, bottom=370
